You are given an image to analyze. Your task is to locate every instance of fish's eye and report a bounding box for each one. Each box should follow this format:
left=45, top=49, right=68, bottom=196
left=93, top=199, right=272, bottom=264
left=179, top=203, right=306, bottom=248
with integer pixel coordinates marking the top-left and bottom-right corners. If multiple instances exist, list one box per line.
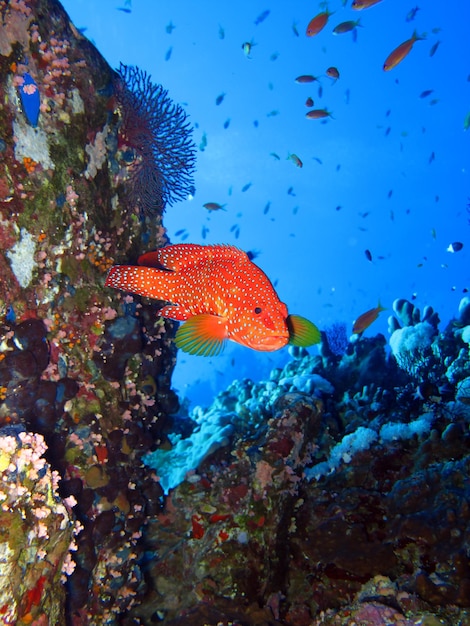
left=254, top=307, right=263, bottom=315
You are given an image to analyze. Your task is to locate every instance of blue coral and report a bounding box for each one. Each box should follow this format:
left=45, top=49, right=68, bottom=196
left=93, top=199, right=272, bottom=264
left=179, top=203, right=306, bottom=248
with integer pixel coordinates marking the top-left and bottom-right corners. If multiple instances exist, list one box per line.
left=18, top=73, right=40, bottom=127
left=115, top=63, right=196, bottom=215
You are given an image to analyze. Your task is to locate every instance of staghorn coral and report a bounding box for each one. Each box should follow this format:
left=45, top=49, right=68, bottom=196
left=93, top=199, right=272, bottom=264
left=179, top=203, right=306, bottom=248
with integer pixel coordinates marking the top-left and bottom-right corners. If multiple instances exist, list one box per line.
left=115, top=63, right=196, bottom=215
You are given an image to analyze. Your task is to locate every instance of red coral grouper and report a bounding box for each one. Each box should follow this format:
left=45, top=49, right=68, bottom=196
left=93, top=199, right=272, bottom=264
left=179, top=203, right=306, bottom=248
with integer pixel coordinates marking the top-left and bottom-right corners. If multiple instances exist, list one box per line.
left=105, top=243, right=320, bottom=356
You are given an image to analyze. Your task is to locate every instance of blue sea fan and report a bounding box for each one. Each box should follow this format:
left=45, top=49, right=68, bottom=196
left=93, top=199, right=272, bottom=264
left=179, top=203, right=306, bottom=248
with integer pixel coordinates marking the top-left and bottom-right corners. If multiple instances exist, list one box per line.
left=115, top=63, right=196, bottom=214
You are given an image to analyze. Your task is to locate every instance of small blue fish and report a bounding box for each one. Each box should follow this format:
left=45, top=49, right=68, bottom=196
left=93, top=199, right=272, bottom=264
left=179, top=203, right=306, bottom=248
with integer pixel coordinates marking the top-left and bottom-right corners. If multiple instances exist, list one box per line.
left=165, top=46, right=173, bottom=61
left=429, top=40, right=440, bottom=57
left=254, top=9, right=270, bottom=25
left=199, top=132, right=207, bottom=151
left=18, top=73, right=40, bottom=127
left=241, top=182, right=252, bottom=192
left=406, top=6, right=420, bottom=22
left=215, top=93, right=226, bottom=106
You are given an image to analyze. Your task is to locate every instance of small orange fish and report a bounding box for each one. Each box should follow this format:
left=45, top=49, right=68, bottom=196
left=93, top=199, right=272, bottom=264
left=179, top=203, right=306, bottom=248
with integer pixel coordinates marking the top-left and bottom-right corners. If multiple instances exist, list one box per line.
left=383, top=31, right=425, bottom=71
left=333, top=19, right=361, bottom=34
left=306, top=108, right=332, bottom=120
left=295, top=74, right=318, bottom=84
left=326, top=66, right=340, bottom=80
left=352, top=301, right=386, bottom=334
left=352, top=0, right=383, bottom=9
left=105, top=244, right=321, bottom=356
left=203, top=202, right=226, bottom=211
left=306, top=11, right=333, bottom=37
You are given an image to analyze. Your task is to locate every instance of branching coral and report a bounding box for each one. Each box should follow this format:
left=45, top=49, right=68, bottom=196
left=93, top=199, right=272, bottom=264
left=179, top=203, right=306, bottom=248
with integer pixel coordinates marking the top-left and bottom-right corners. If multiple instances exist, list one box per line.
left=115, top=63, right=196, bottom=215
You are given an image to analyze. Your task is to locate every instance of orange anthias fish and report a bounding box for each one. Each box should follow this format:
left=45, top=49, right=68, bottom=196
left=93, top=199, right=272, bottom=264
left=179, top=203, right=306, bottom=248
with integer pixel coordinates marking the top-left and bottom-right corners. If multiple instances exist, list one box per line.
left=383, top=31, right=425, bottom=71
left=352, top=0, right=383, bottom=9
left=306, top=10, right=333, bottom=37
left=352, top=301, right=386, bottom=335
left=105, top=244, right=321, bottom=356
left=306, top=108, right=333, bottom=120
left=203, top=202, right=226, bottom=211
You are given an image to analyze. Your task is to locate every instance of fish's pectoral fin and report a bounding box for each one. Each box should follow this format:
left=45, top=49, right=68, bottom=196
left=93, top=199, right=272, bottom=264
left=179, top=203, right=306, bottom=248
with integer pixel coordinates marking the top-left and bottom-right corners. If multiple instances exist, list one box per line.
left=287, top=314, right=321, bottom=347
left=158, top=304, right=192, bottom=321
left=175, top=314, right=228, bottom=357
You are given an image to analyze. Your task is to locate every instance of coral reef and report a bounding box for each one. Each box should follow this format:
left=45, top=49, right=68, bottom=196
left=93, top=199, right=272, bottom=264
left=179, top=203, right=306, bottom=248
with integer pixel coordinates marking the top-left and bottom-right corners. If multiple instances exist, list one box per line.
left=0, top=427, right=74, bottom=624
left=129, top=296, right=470, bottom=625
left=2, top=1, right=470, bottom=625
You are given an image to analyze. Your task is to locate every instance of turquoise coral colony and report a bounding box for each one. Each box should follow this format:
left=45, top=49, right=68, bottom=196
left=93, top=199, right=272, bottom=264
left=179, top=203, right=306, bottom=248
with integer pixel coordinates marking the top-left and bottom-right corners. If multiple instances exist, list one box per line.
left=0, top=1, right=469, bottom=625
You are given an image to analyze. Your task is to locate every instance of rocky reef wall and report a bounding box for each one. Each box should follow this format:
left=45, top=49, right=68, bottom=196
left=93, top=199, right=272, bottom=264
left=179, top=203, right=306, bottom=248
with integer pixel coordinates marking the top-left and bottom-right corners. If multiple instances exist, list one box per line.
left=0, top=0, right=185, bottom=622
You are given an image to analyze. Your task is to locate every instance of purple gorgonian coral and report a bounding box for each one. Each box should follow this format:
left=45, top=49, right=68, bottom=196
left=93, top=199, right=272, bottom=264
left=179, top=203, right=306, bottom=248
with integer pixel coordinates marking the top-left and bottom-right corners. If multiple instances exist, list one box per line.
left=115, top=63, right=196, bottom=215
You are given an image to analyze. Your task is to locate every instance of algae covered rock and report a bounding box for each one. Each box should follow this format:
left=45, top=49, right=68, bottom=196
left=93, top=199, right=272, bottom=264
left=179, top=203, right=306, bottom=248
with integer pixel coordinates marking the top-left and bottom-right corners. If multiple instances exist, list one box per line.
left=0, top=0, right=194, bottom=621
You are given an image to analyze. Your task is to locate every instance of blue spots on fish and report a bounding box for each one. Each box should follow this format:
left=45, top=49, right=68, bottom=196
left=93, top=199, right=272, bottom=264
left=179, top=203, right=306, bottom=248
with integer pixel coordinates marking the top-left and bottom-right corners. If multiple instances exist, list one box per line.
left=18, top=72, right=40, bottom=127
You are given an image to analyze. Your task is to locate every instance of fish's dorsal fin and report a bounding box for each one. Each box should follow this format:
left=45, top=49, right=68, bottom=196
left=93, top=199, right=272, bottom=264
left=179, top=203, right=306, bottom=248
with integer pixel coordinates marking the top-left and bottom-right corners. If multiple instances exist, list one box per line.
left=139, top=244, right=248, bottom=271
left=175, top=313, right=228, bottom=356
